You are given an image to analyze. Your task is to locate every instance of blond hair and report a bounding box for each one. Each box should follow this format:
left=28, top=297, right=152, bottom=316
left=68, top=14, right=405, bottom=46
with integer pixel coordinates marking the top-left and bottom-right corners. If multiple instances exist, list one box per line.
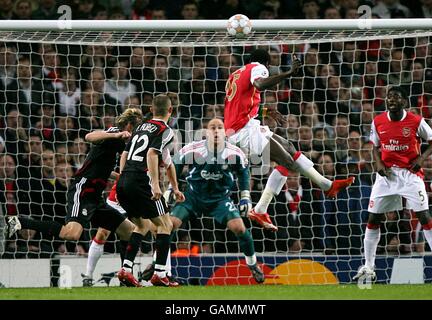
left=116, top=108, right=143, bottom=130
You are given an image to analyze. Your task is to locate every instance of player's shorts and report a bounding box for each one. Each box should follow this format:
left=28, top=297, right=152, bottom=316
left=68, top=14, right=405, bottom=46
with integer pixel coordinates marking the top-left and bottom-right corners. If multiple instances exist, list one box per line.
left=66, top=177, right=126, bottom=231
left=228, top=118, right=273, bottom=156
left=117, top=171, right=169, bottom=219
left=368, top=167, right=429, bottom=213
left=106, top=199, right=126, bottom=215
left=171, top=191, right=241, bottom=226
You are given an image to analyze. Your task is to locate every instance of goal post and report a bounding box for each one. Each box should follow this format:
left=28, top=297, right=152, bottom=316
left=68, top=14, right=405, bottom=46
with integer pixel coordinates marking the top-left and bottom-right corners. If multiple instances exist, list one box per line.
left=1, top=19, right=432, bottom=286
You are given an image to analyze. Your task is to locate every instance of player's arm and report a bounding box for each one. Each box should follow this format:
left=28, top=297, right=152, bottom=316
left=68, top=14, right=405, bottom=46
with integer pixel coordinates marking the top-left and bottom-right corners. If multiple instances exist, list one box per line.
left=163, top=146, right=188, bottom=204
left=253, top=56, right=301, bottom=91
left=85, top=129, right=131, bottom=144
left=411, top=118, right=432, bottom=173
left=147, top=148, right=162, bottom=200
left=411, top=142, right=432, bottom=173
left=373, top=146, right=390, bottom=177
left=370, top=121, right=390, bottom=177
left=166, top=162, right=185, bottom=203
left=119, top=134, right=134, bottom=174
left=119, top=151, right=128, bottom=173
left=110, top=171, right=120, bottom=180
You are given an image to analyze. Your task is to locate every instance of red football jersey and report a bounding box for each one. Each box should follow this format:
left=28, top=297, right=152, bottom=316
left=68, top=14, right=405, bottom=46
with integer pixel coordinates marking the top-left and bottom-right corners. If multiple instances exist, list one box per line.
left=370, top=110, right=432, bottom=170
left=224, top=63, right=269, bottom=134
left=107, top=180, right=118, bottom=202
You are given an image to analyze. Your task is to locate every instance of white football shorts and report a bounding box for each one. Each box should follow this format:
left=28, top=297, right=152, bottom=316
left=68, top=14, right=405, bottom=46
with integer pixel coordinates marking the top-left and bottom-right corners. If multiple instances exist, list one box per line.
left=106, top=199, right=126, bottom=215
left=228, top=118, right=273, bottom=156
left=368, top=167, right=428, bottom=213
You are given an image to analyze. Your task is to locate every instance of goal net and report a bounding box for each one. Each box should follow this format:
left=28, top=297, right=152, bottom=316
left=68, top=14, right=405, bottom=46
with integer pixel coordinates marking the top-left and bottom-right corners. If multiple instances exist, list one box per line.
left=1, top=19, right=432, bottom=286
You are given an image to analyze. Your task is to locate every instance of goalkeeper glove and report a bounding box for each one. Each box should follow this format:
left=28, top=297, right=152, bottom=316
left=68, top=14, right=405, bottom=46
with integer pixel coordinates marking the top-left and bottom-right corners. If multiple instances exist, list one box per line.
left=163, top=187, right=175, bottom=206
left=239, top=190, right=252, bottom=217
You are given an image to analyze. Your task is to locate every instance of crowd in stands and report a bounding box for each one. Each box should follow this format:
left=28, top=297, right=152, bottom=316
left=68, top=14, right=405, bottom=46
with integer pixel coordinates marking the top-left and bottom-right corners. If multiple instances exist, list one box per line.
left=0, top=0, right=432, bottom=258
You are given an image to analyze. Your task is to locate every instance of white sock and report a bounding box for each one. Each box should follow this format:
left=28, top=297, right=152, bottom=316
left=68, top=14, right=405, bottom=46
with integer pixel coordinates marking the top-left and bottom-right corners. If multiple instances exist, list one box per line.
left=123, top=259, right=133, bottom=273
left=294, top=153, right=332, bottom=191
left=245, top=254, right=257, bottom=266
left=255, top=166, right=287, bottom=214
left=166, top=248, right=172, bottom=277
left=364, top=226, right=380, bottom=269
left=85, top=240, right=104, bottom=278
left=155, top=264, right=166, bottom=278
left=423, top=229, right=432, bottom=250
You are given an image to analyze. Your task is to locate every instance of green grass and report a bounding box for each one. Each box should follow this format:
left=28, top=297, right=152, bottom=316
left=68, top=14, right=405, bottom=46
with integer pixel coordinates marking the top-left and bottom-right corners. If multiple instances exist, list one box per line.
left=0, top=284, right=431, bottom=300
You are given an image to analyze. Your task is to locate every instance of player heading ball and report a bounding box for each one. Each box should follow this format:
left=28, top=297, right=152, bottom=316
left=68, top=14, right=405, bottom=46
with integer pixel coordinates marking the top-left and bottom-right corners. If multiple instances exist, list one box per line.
left=224, top=48, right=354, bottom=231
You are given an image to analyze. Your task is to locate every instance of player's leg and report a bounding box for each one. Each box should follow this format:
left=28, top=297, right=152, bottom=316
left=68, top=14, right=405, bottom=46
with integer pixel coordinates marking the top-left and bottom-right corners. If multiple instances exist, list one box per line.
left=117, top=217, right=152, bottom=287
left=149, top=214, right=177, bottom=286
left=271, top=134, right=354, bottom=196
left=402, top=171, right=432, bottom=248
left=121, top=217, right=152, bottom=272
left=141, top=203, right=192, bottom=283
left=7, top=179, right=95, bottom=241
left=354, top=194, right=401, bottom=280
left=362, top=212, right=384, bottom=272
left=214, top=199, right=264, bottom=283
left=6, top=215, right=67, bottom=239
left=403, top=173, right=432, bottom=250
left=227, top=218, right=265, bottom=283
left=105, top=199, right=130, bottom=267
left=415, top=210, right=432, bottom=249
left=82, top=227, right=111, bottom=286
left=251, top=133, right=353, bottom=229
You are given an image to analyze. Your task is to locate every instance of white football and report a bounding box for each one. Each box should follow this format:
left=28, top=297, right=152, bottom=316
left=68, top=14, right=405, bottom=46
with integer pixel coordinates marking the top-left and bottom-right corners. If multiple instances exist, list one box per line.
left=227, top=14, right=252, bottom=38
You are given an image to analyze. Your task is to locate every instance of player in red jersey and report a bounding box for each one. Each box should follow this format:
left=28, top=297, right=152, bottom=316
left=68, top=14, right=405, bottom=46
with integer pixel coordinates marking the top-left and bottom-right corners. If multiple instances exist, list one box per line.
left=224, top=49, right=354, bottom=231
left=354, top=87, right=432, bottom=281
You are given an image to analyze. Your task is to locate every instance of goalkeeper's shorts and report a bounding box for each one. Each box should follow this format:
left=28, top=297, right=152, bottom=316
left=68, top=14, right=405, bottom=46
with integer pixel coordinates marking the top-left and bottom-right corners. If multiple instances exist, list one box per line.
left=171, top=192, right=240, bottom=226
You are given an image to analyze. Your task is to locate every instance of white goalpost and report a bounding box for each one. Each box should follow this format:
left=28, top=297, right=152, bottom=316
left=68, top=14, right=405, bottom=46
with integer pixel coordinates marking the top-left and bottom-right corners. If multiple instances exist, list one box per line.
left=1, top=18, right=432, bottom=287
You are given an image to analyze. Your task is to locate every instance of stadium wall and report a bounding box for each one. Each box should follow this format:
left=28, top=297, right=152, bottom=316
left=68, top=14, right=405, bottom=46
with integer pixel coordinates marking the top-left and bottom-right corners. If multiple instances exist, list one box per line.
left=0, top=255, right=430, bottom=288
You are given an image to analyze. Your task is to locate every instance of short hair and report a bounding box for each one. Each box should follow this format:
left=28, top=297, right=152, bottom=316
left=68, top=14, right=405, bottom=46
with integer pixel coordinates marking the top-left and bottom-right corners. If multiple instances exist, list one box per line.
left=388, top=86, right=408, bottom=100
left=152, top=94, right=172, bottom=117
left=250, top=49, right=270, bottom=65
left=116, top=108, right=143, bottom=130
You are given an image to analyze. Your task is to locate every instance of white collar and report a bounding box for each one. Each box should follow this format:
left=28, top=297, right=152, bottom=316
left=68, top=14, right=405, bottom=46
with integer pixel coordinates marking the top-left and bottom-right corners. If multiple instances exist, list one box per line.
left=387, top=109, right=407, bottom=121
left=152, top=118, right=167, bottom=124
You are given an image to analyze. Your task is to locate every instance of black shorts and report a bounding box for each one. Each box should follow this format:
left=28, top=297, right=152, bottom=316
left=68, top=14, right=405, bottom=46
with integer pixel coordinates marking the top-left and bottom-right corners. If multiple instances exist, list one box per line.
left=117, top=172, right=169, bottom=219
left=66, top=177, right=126, bottom=231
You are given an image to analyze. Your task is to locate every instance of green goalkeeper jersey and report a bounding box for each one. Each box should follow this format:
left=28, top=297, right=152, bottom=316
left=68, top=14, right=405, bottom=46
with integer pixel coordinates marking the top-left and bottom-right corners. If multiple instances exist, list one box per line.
left=173, top=139, right=250, bottom=204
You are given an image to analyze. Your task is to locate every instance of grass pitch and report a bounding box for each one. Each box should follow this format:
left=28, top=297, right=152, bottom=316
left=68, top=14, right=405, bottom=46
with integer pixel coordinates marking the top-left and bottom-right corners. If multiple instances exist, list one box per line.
left=1, top=284, right=431, bottom=300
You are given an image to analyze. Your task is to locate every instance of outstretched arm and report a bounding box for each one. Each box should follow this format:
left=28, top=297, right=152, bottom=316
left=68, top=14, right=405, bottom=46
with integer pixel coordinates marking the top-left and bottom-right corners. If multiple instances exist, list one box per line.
left=85, top=130, right=131, bottom=144
left=253, top=56, right=301, bottom=91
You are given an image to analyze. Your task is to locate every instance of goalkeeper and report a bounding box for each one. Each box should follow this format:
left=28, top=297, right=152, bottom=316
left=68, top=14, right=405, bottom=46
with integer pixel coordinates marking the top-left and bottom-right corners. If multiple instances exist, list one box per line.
left=166, top=118, right=264, bottom=283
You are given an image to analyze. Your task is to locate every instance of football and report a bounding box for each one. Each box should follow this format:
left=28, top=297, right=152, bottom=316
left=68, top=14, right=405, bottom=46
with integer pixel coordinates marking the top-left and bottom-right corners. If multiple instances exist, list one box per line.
left=227, top=14, right=252, bottom=38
